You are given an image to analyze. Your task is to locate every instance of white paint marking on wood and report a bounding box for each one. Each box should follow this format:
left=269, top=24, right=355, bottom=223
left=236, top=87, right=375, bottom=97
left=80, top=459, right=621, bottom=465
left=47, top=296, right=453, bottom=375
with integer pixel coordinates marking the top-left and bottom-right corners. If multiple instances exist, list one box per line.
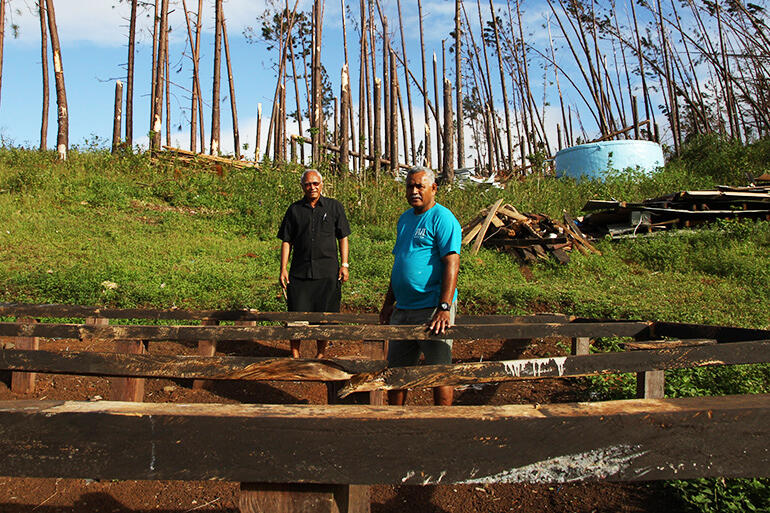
left=501, top=357, right=567, bottom=378
left=459, top=444, right=647, bottom=484
left=149, top=415, right=157, bottom=472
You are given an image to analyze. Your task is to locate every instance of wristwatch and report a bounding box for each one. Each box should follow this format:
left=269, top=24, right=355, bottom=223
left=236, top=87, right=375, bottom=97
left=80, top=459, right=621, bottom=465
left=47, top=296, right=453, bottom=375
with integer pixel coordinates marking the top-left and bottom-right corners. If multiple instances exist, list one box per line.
left=438, top=302, right=451, bottom=311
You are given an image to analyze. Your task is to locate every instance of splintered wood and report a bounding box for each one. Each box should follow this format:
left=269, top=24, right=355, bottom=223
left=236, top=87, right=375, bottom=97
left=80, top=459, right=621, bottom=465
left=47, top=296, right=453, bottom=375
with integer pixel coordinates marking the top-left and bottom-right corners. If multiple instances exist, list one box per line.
left=462, top=201, right=599, bottom=264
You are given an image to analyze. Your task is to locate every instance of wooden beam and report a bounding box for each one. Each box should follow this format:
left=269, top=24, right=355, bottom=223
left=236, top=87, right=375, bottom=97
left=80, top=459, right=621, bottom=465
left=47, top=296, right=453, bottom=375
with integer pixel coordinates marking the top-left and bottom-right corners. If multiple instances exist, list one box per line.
left=0, top=349, right=385, bottom=381
left=0, top=395, right=767, bottom=483
left=0, top=303, right=571, bottom=325
left=338, top=340, right=770, bottom=394
left=651, top=321, right=770, bottom=343
left=0, top=321, right=652, bottom=342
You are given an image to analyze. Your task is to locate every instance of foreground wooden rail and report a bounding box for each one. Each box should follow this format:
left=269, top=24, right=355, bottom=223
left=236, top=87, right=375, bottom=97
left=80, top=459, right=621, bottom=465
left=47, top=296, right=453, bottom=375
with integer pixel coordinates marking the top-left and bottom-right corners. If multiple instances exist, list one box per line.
left=2, top=339, right=768, bottom=387
left=0, top=320, right=652, bottom=341
left=0, top=395, right=767, bottom=483
left=0, top=302, right=569, bottom=324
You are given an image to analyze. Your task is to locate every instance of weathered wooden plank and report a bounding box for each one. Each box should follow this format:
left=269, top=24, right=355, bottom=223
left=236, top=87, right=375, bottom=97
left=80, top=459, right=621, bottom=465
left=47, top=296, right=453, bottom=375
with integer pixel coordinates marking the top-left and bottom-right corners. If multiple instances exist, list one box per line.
left=0, top=349, right=385, bottom=381
left=339, top=340, right=770, bottom=394
left=0, top=321, right=652, bottom=342
left=486, top=237, right=568, bottom=248
left=0, top=303, right=569, bottom=325
left=623, top=339, right=717, bottom=350
left=0, top=395, right=767, bottom=483
left=651, top=321, right=770, bottom=343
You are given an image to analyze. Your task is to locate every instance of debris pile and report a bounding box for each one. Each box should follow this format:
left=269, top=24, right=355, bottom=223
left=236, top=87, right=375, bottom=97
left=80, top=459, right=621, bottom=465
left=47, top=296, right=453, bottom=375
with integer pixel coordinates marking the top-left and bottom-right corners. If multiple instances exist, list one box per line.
left=462, top=200, right=600, bottom=264
left=580, top=185, right=770, bottom=237
left=158, top=146, right=258, bottom=170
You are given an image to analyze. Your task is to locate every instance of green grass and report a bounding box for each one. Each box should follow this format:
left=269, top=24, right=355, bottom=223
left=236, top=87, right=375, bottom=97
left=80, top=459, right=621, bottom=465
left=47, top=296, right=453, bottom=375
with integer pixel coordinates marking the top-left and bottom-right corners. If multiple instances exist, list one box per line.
left=1, top=134, right=770, bottom=512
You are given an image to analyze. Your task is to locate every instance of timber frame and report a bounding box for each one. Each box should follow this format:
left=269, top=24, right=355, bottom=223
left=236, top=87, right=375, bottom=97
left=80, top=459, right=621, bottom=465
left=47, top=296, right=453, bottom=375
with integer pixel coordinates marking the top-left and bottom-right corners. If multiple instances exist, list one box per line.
left=0, top=302, right=769, bottom=512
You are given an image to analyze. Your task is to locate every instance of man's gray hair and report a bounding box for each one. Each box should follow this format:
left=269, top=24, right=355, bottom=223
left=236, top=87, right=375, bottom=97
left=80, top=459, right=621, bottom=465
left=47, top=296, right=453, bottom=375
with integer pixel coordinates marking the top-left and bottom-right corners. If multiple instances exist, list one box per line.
left=300, top=168, right=323, bottom=184
left=406, top=166, right=435, bottom=185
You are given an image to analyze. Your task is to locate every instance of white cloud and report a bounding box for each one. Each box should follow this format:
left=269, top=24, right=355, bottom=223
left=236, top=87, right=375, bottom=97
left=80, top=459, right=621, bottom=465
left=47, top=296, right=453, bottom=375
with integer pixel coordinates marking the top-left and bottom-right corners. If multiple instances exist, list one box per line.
left=10, top=0, right=272, bottom=47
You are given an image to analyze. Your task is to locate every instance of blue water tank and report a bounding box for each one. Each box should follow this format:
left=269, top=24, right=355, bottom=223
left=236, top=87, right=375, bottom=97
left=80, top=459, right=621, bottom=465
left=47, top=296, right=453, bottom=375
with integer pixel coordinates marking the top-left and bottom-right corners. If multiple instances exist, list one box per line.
left=554, top=140, right=664, bottom=180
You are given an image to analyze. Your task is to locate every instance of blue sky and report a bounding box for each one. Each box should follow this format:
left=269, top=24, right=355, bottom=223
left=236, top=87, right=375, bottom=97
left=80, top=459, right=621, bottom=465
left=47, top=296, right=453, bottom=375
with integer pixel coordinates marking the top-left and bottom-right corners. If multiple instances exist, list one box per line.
left=0, top=0, right=659, bottom=160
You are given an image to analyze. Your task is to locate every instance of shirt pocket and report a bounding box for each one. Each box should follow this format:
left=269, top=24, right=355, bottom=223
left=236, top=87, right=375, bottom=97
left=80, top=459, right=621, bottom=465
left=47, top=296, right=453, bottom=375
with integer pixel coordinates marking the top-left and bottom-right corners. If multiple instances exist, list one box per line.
left=319, top=214, right=335, bottom=235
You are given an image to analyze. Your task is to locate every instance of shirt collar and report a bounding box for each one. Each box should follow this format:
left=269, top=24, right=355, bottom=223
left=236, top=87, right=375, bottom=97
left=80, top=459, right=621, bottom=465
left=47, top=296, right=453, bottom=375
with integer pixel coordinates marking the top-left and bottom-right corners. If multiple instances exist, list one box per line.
left=302, top=195, right=325, bottom=207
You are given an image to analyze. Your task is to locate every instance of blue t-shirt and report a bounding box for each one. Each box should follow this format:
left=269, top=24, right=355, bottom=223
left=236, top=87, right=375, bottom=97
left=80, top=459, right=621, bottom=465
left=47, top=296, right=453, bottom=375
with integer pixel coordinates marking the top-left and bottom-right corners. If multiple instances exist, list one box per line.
left=391, top=203, right=462, bottom=309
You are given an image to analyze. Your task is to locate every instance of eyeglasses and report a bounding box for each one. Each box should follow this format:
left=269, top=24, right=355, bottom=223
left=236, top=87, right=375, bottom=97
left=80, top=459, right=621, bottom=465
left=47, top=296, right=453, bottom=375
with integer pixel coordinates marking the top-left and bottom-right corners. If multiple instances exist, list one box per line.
left=302, top=181, right=321, bottom=188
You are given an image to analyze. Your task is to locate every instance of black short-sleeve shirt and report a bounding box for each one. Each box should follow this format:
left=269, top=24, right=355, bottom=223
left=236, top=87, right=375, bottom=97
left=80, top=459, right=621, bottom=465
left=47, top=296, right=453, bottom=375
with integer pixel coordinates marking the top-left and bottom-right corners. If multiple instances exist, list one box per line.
left=277, top=196, right=351, bottom=279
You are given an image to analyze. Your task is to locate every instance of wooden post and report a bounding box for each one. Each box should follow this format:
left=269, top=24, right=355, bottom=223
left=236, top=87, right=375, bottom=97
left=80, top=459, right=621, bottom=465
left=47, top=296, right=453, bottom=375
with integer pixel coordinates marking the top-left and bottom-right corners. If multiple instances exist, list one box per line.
left=108, top=317, right=146, bottom=403
left=239, top=483, right=369, bottom=513
left=571, top=337, right=590, bottom=356
left=111, top=80, right=123, bottom=153
left=637, top=370, right=665, bottom=399
left=10, top=317, right=39, bottom=394
left=192, top=319, right=221, bottom=390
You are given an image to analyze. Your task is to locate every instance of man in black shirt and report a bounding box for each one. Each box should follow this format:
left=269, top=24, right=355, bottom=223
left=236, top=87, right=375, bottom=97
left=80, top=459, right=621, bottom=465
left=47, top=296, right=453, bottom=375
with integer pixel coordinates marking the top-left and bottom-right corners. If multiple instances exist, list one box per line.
left=278, top=169, right=351, bottom=358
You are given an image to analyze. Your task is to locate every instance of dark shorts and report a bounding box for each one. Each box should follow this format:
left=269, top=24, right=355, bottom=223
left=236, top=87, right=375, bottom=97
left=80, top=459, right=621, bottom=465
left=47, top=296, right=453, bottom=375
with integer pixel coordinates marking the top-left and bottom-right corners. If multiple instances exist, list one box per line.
left=287, top=276, right=341, bottom=312
left=387, top=303, right=456, bottom=367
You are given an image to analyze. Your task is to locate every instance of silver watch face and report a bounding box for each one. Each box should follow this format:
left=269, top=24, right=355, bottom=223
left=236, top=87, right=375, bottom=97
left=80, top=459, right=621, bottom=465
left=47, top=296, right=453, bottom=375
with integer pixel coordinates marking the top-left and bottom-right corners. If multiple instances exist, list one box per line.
left=439, top=302, right=450, bottom=311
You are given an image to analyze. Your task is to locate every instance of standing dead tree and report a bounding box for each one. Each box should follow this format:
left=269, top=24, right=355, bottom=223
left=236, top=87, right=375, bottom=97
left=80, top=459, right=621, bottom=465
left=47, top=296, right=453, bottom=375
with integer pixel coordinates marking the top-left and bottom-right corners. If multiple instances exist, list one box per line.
left=38, top=1, right=48, bottom=151
left=45, top=0, right=68, bottom=160
left=125, top=0, right=138, bottom=148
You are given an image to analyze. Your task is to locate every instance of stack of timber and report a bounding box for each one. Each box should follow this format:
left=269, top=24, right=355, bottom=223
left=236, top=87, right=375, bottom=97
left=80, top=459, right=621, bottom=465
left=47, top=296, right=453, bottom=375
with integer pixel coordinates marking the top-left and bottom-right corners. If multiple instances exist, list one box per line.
left=157, top=146, right=258, bottom=170
left=462, top=200, right=600, bottom=264
left=580, top=184, right=770, bottom=238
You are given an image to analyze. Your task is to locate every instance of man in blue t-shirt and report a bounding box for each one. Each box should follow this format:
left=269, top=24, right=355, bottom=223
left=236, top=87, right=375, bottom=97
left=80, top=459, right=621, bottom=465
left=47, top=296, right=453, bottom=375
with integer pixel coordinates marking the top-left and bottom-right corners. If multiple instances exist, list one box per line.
left=379, top=166, right=461, bottom=406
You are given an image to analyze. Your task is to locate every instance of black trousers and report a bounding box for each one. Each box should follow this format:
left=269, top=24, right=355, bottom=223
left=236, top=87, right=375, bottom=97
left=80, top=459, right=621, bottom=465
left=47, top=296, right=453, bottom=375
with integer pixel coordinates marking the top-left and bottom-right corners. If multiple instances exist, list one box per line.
left=286, top=276, right=341, bottom=312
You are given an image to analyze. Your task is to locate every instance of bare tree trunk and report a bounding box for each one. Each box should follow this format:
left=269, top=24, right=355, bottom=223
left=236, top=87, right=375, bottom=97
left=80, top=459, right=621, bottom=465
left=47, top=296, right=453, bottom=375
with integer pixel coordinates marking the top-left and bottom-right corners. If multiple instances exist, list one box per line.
left=112, top=81, right=123, bottom=153
left=125, top=0, right=137, bottom=147
left=373, top=77, right=381, bottom=180
left=417, top=0, right=431, bottom=167
left=221, top=15, right=240, bottom=158
left=45, top=0, right=68, bottom=160
left=255, top=103, right=262, bottom=160
left=442, top=78, right=454, bottom=182
left=433, top=51, right=442, bottom=172
left=151, top=0, right=168, bottom=152
left=454, top=0, right=465, bottom=167
left=164, top=35, right=170, bottom=147
left=195, top=0, right=205, bottom=152
left=382, top=16, right=390, bottom=161
left=181, top=0, right=200, bottom=152
left=38, top=1, right=49, bottom=151
left=311, top=0, right=323, bottom=163
left=210, top=0, right=223, bottom=155
left=389, top=50, right=398, bottom=175
left=340, top=65, right=350, bottom=171
left=488, top=0, right=512, bottom=170
left=396, top=0, right=416, bottom=165
left=150, top=0, right=160, bottom=138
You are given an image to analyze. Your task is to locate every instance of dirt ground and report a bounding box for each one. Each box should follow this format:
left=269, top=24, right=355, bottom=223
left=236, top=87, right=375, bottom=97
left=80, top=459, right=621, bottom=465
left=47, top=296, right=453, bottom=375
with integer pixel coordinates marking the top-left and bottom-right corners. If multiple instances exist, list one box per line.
left=0, top=331, right=685, bottom=513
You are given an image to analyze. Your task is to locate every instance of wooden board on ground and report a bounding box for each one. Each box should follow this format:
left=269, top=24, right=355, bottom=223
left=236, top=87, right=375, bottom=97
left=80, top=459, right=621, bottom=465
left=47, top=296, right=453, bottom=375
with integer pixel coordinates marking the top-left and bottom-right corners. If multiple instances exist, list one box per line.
left=0, top=395, right=767, bottom=483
